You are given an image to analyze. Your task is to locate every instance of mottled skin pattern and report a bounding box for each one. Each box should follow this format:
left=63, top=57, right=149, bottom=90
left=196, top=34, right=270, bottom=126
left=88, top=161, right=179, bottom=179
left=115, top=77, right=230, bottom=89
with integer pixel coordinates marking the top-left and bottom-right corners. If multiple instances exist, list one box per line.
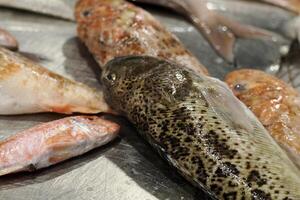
left=101, top=56, right=300, bottom=200
left=225, top=69, right=300, bottom=169
left=75, top=0, right=208, bottom=75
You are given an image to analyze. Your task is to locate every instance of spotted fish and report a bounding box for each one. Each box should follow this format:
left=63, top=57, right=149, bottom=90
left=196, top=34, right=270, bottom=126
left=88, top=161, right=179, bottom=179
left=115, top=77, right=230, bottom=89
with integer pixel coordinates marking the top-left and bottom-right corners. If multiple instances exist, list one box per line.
left=0, top=47, right=110, bottom=115
left=75, top=0, right=208, bottom=75
left=101, top=56, right=300, bottom=200
left=225, top=69, right=300, bottom=169
left=0, top=116, right=119, bottom=176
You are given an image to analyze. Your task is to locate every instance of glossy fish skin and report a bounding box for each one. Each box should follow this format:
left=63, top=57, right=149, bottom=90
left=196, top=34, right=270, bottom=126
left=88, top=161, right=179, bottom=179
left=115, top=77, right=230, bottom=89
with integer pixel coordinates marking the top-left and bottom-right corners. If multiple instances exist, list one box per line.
left=0, top=116, right=119, bottom=176
left=0, top=27, right=18, bottom=51
left=75, top=0, right=208, bottom=75
left=225, top=69, right=300, bottom=169
left=101, top=56, right=300, bottom=200
left=131, top=0, right=276, bottom=63
left=0, top=47, right=111, bottom=115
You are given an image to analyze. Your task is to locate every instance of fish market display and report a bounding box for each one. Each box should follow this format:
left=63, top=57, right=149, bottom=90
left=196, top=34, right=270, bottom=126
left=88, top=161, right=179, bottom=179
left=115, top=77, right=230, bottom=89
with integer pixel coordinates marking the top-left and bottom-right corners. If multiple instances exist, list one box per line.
left=225, top=69, right=300, bottom=169
left=0, top=116, right=119, bottom=176
left=75, top=0, right=208, bottom=75
left=0, top=27, right=18, bottom=51
left=131, top=0, right=275, bottom=63
left=101, top=56, right=300, bottom=200
left=0, top=47, right=110, bottom=115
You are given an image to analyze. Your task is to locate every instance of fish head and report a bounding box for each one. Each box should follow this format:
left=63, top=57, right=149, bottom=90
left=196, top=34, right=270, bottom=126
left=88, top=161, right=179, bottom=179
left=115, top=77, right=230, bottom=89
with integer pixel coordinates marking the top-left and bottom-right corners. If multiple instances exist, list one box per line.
left=101, top=56, right=164, bottom=113
left=225, top=69, right=266, bottom=97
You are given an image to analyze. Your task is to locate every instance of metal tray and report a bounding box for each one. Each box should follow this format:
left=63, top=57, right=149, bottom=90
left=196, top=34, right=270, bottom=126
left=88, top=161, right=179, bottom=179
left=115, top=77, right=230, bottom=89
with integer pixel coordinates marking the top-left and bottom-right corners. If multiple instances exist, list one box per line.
left=0, top=3, right=297, bottom=200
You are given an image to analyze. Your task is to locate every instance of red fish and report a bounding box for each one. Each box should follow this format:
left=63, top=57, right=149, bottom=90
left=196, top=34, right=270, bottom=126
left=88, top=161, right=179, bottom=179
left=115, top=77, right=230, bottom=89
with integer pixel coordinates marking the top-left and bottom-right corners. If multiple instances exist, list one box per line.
left=75, top=0, right=209, bottom=75
left=226, top=69, right=300, bottom=169
left=0, top=116, right=119, bottom=176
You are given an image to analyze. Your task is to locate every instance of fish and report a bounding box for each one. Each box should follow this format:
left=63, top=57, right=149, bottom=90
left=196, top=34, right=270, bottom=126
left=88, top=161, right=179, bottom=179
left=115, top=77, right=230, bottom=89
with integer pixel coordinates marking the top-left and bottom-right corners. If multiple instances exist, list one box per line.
left=0, top=47, right=111, bottom=115
left=225, top=69, right=300, bottom=169
left=100, top=56, right=300, bottom=200
left=0, top=27, right=18, bottom=51
left=0, top=115, right=119, bottom=176
left=75, top=0, right=209, bottom=75
left=130, top=0, right=277, bottom=63
left=0, top=0, right=76, bottom=21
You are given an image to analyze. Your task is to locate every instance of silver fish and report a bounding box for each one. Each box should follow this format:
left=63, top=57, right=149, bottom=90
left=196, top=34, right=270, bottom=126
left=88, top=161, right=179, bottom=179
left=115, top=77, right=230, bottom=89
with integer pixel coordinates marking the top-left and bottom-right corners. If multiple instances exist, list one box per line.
left=101, top=56, right=300, bottom=200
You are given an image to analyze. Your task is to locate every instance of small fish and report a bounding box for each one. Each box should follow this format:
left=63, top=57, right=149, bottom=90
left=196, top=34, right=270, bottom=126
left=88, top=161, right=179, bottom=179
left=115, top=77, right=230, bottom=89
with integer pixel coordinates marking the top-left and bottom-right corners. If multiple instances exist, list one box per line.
left=0, top=116, right=119, bottom=176
left=75, top=0, right=209, bottom=75
left=0, top=47, right=110, bottom=115
left=225, top=69, right=300, bottom=169
left=131, top=0, right=276, bottom=63
left=101, top=56, right=300, bottom=200
left=0, top=27, right=18, bottom=51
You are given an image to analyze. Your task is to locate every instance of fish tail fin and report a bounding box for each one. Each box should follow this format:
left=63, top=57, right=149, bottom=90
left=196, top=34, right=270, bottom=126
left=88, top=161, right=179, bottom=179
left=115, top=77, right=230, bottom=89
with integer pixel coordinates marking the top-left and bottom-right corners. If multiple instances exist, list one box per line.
left=187, top=4, right=280, bottom=62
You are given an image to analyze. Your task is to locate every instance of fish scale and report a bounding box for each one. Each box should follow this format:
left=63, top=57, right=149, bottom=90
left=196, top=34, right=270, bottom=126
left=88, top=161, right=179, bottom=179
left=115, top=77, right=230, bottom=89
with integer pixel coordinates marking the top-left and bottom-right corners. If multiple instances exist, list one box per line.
left=101, top=56, right=300, bottom=200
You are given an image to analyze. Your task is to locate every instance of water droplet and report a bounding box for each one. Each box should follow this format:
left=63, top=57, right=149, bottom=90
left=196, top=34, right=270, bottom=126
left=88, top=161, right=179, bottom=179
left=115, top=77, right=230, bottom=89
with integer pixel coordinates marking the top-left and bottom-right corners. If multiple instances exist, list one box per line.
left=279, top=45, right=290, bottom=55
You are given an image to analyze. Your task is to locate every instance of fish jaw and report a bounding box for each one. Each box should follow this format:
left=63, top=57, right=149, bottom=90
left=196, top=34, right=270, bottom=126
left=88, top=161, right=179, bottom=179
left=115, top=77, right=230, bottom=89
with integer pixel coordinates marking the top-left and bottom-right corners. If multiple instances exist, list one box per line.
left=0, top=47, right=111, bottom=115
left=0, top=27, right=18, bottom=51
left=75, top=0, right=208, bottom=75
left=0, top=116, right=119, bottom=176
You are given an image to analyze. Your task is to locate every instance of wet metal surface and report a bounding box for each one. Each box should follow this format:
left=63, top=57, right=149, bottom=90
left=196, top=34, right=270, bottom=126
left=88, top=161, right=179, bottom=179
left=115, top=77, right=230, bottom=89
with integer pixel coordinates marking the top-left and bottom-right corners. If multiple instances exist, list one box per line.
left=0, top=3, right=297, bottom=200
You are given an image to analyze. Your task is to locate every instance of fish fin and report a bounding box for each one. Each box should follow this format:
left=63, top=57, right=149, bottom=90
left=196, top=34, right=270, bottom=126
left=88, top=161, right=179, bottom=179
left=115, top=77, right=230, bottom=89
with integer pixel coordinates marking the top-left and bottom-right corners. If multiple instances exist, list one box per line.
left=185, top=2, right=277, bottom=62
left=0, top=165, right=26, bottom=176
left=197, top=75, right=300, bottom=176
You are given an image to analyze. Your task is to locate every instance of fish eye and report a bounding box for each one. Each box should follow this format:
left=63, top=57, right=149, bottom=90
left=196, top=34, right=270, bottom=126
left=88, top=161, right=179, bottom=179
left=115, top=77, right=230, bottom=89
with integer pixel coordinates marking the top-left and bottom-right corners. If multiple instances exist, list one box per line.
left=234, top=84, right=246, bottom=91
left=82, top=9, right=91, bottom=17
left=106, top=73, right=116, bottom=82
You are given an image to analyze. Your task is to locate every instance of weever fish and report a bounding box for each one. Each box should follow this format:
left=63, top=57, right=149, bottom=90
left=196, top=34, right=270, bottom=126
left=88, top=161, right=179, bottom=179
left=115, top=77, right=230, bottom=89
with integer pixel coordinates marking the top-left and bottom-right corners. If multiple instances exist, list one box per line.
left=0, top=116, right=119, bottom=176
left=0, top=27, right=18, bottom=51
left=0, top=47, right=111, bottom=115
left=225, top=69, right=300, bottom=169
left=75, top=0, right=208, bottom=75
left=101, top=56, right=300, bottom=200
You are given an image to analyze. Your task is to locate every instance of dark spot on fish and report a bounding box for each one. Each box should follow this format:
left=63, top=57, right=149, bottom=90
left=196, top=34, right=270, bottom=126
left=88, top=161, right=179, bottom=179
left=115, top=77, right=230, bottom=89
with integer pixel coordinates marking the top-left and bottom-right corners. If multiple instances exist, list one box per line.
left=251, top=189, right=271, bottom=200
left=247, top=170, right=267, bottom=187
left=210, top=184, right=223, bottom=195
left=203, top=130, right=237, bottom=159
left=223, top=191, right=237, bottom=200
left=283, top=197, right=293, bottom=200
left=215, top=162, right=239, bottom=177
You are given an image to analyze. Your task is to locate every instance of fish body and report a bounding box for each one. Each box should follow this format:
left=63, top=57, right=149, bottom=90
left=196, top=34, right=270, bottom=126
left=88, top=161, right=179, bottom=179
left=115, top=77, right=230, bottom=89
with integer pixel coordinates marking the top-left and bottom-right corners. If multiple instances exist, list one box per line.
left=0, top=27, right=18, bottom=51
left=0, top=47, right=110, bottom=115
left=0, top=116, right=119, bottom=176
left=131, top=0, right=278, bottom=63
left=75, top=0, right=208, bottom=75
left=101, top=56, right=300, bottom=200
left=225, top=69, right=300, bottom=169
